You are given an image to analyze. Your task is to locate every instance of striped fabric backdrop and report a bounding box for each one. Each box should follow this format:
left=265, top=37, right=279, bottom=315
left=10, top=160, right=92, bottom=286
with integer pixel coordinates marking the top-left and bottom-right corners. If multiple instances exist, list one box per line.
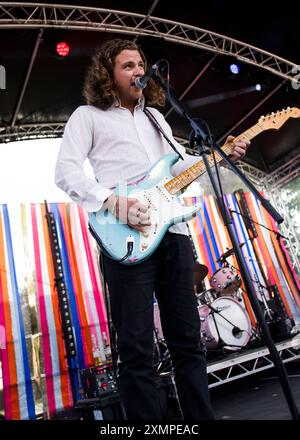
left=186, top=193, right=300, bottom=325
left=0, top=195, right=300, bottom=419
left=0, top=205, right=35, bottom=419
left=0, top=203, right=109, bottom=419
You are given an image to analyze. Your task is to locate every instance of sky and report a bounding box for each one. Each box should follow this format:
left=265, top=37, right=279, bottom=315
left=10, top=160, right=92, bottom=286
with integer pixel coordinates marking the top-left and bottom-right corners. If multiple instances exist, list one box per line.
left=0, top=138, right=204, bottom=205
left=0, top=138, right=88, bottom=204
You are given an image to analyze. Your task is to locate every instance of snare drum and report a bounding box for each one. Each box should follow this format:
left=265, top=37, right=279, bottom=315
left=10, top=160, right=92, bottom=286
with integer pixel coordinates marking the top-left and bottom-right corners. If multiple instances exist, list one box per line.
left=210, top=266, right=242, bottom=296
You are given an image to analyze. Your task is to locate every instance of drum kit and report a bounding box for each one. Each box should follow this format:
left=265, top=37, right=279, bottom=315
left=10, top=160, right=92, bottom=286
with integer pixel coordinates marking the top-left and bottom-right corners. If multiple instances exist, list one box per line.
left=154, top=248, right=253, bottom=361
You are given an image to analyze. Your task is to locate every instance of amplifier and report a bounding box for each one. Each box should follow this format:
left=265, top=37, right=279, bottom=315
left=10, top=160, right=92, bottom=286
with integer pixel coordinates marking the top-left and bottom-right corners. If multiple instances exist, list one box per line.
left=267, top=285, right=289, bottom=319
left=75, top=395, right=125, bottom=420
left=80, top=364, right=118, bottom=399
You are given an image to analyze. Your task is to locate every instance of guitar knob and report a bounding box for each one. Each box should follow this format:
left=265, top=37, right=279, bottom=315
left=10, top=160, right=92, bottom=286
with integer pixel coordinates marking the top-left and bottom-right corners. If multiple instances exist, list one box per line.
left=141, top=242, right=148, bottom=250
left=142, top=231, right=149, bottom=237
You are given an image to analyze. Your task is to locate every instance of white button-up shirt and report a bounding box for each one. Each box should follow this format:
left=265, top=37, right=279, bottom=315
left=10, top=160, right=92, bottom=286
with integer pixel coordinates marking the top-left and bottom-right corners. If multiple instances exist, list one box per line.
left=55, top=100, right=213, bottom=235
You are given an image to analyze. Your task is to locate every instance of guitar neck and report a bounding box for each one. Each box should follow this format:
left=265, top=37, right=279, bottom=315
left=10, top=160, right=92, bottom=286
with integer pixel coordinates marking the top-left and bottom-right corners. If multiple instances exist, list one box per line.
left=164, top=122, right=265, bottom=195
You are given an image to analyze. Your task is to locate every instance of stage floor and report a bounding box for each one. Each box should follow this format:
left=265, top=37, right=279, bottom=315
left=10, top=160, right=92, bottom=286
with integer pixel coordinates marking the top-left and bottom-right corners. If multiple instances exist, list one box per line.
left=210, top=358, right=300, bottom=420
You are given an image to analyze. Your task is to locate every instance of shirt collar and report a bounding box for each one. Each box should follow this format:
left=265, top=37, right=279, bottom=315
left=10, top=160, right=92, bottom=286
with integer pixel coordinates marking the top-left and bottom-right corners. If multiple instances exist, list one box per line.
left=111, top=95, right=145, bottom=111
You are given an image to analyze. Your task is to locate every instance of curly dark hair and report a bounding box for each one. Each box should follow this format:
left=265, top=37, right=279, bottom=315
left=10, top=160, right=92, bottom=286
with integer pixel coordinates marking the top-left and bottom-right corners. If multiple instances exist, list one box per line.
left=82, top=38, right=166, bottom=110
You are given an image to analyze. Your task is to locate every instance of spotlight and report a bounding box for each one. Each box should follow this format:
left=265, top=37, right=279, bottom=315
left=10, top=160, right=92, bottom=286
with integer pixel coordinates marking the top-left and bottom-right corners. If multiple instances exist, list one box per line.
left=56, top=42, right=70, bottom=57
left=43, top=30, right=70, bottom=58
left=255, top=83, right=262, bottom=91
left=230, top=63, right=240, bottom=75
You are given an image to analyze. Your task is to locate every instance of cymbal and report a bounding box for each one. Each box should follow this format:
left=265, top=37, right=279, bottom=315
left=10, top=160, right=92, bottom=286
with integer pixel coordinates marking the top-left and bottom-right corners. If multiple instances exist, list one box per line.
left=193, top=263, right=209, bottom=285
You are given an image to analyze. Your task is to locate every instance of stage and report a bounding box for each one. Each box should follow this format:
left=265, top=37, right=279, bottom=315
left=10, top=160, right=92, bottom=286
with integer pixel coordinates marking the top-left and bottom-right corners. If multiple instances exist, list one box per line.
left=211, top=356, right=300, bottom=420
left=154, top=335, right=300, bottom=420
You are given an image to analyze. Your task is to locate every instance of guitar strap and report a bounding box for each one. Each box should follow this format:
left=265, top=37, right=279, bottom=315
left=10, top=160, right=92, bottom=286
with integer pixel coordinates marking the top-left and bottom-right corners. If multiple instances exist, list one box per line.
left=144, top=107, right=184, bottom=160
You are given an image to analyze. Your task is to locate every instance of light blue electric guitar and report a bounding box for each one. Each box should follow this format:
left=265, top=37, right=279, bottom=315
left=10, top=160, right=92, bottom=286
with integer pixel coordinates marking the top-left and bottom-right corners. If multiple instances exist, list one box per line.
left=88, top=108, right=300, bottom=264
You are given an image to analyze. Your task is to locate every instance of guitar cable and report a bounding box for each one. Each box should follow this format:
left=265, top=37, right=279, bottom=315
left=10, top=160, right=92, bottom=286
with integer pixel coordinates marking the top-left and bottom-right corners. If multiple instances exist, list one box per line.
left=88, top=223, right=134, bottom=263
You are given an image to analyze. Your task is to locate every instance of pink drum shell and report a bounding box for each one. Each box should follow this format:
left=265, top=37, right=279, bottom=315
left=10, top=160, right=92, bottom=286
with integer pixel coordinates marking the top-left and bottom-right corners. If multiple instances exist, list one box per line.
left=210, top=267, right=242, bottom=296
left=198, top=305, right=219, bottom=350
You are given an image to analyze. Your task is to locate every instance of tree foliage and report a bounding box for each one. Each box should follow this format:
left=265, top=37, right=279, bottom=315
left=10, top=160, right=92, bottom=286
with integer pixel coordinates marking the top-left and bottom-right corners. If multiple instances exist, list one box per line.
left=281, top=176, right=300, bottom=235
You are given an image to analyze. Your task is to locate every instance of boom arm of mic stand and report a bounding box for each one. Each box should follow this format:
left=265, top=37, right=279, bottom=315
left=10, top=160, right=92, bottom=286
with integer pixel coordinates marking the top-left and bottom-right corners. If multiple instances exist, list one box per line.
left=214, top=144, right=284, bottom=224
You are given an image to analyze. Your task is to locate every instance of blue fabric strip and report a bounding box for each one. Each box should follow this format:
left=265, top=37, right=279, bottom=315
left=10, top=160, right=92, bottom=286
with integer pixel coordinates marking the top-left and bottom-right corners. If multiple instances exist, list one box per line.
left=3, top=205, right=36, bottom=419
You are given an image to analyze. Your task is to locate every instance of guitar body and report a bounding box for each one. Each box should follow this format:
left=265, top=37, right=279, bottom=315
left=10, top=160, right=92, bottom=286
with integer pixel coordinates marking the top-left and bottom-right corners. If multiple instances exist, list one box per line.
left=88, top=153, right=201, bottom=264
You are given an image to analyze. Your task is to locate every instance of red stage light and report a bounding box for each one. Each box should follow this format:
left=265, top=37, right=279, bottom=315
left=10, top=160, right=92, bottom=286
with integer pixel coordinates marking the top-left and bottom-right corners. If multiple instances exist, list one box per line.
left=56, top=42, right=70, bottom=57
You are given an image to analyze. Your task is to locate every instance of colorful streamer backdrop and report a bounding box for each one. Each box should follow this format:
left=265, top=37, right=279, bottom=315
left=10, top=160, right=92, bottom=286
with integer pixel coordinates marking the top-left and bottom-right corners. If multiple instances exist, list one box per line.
left=0, top=203, right=108, bottom=419
left=0, top=195, right=299, bottom=419
left=186, top=193, right=300, bottom=325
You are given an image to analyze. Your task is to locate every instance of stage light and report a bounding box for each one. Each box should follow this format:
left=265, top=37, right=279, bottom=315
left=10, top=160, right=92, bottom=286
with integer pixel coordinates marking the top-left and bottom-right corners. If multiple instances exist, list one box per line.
left=230, top=63, right=239, bottom=75
left=56, top=42, right=70, bottom=57
left=255, top=83, right=262, bottom=91
left=43, top=30, right=70, bottom=58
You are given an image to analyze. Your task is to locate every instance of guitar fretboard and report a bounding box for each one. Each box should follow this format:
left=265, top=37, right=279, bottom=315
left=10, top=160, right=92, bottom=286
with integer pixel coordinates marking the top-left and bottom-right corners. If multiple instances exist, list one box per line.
left=164, top=123, right=265, bottom=195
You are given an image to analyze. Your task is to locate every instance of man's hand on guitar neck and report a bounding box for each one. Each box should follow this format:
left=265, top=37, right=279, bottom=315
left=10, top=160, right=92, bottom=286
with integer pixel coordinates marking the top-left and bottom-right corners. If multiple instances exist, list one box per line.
left=105, top=194, right=151, bottom=233
left=222, top=135, right=250, bottom=164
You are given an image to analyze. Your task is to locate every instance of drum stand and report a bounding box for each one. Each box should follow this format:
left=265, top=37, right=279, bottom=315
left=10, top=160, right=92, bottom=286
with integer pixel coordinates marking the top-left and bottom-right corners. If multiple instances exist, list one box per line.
left=153, top=330, right=183, bottom=420
left=153, top=329, right=171, bottom=376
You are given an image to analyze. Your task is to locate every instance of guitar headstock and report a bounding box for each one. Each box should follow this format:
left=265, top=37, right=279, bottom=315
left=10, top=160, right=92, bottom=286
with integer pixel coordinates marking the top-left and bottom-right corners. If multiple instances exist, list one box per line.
left=258, top=107, right=300, bottom=130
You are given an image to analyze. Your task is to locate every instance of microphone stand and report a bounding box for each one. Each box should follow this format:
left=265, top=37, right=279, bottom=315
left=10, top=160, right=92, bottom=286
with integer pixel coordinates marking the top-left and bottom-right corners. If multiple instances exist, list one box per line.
left=155, top=74, right=300, bottom=420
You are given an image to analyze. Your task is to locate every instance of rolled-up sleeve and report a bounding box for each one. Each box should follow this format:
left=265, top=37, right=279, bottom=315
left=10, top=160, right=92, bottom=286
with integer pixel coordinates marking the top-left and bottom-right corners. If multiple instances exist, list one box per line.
left=55, top=107, right=113, bottom=212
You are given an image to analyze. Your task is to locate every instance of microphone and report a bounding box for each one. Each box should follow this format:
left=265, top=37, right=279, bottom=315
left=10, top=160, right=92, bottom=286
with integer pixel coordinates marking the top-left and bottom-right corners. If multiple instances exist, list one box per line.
left=134, top=61, right=162, bottom=89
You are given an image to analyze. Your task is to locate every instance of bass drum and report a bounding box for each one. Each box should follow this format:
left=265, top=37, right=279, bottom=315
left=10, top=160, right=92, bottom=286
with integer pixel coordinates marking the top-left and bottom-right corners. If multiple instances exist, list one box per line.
left=210, top=296, right=251, bottom=350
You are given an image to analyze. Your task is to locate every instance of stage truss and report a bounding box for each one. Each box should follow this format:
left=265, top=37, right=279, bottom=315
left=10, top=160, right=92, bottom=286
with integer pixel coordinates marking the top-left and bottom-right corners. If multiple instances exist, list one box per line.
left=207, top=338, right=300, bottom=388
left=0, top=122, right=65, bottom=143
left=1, top=2, right=300, bottom=143
left=0, top=2, right=298, bottom=83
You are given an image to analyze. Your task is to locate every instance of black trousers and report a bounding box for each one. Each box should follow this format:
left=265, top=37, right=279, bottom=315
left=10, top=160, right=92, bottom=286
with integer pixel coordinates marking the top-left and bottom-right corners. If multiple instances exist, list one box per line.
left=102, top=232, right=215, bottom=420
